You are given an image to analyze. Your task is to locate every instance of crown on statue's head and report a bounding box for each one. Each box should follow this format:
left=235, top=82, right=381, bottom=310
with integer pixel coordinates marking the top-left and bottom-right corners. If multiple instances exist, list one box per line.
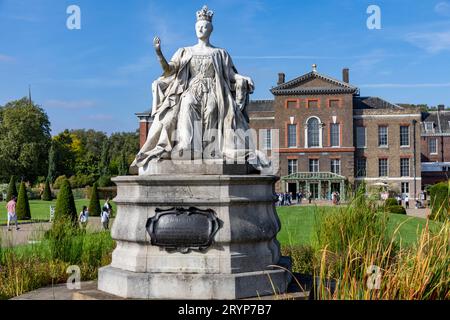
left=196, top=5, right=214, bottom=22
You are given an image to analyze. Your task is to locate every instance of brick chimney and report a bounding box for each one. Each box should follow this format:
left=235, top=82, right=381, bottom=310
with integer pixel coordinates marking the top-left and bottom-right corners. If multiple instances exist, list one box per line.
left=277, top=73, right=285, bottom=85
left=343, top=68, right=349, bottom=83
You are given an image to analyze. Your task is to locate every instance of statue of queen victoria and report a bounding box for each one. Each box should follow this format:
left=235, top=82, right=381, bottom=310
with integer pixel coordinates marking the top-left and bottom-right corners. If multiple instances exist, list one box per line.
left=131, top=5, right=269, bottom=170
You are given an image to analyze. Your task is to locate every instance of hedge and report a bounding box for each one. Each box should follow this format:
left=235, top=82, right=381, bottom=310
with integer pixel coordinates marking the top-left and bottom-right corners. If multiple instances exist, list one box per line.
left=88, top=183, right=101, bottom=217
left=429, top=181, right=449, bottom=221
left=16, top=182, right=31, bottom=220
left=54, top=178, right=78, bottom=224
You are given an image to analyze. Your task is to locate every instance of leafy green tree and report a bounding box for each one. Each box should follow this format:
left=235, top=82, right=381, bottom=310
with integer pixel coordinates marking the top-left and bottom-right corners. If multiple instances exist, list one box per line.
left=0, top=98, right=51, bottom=182
left=88, top=183, right=101, bottom=217
left=109, top=131, right=139, bottom=175
left=6, top=175, right=18, bottom=202
left=52, top=130, right=77, bottom=178
left=16, top=182, right=31, bottom=220
left=47, top=142, right=57, bottom=183
left=99, top=139, right=111, bottom=176
left=118, top=150, right=129, bottom=176
left=42, top=179, right=52, bottom=201
left=54, top=178, right=77, bottom=224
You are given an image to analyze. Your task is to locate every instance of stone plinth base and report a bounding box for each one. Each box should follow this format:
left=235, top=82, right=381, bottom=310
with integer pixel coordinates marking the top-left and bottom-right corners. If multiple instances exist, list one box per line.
left=98, top=265, right=290, bottom=300
left=98, top=172, right=290, bottom=299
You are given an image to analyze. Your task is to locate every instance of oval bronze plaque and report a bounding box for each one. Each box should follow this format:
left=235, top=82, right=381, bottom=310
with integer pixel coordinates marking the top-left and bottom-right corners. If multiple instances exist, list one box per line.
left=146, top=207, right=220, bottom=253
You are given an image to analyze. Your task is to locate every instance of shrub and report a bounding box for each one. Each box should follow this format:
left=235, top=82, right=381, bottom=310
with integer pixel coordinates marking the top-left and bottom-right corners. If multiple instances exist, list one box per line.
left=16, top=182, right=31, bottom=220
left=42, top=180, right=52, bottom=201
left=388, top=205, right=407, bottom=215
left=88, top=183, right=101, bottom=217
left=68, top=174, right=98, bottom=189
left=385, top=198, right=398, bottom=207
left=429, top=181, right=449, bottom=222
left=6, top=176, right=18, bottom=202
left=282, top=245, right=315, bottom=274
left=54, top=178, right=77, bottom=224
left=97, top=175, right=113, bottom=188
left=52, top=175, right=67, bottom=189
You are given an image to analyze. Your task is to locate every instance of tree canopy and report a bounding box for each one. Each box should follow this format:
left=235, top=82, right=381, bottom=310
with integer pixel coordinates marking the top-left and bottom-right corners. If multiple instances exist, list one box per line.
left=0, top=98, right=51, bottom=182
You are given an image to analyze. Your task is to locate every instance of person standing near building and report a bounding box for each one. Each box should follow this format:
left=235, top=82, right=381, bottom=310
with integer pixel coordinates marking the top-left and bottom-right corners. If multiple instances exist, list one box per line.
left=405, top=194, right=410, bottom=209
left=6, top=196, right=19, bottom=231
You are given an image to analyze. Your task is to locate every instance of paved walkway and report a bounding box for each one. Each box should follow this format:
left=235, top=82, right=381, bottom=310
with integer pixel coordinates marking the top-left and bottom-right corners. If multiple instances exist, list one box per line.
left=0, top=217, right=111, bottom=247
left=10, top=281, right=98, bottom=300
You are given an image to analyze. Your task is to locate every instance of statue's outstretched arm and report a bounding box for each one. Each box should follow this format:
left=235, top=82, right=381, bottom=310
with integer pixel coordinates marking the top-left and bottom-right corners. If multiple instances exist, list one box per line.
left=229, top=66, right=255, bottom=94
left=154, top=36, right=175, bottom=76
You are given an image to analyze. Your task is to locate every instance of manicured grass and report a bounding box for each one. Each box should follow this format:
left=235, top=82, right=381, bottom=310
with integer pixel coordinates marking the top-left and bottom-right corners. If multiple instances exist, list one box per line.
left=0, top=199, right=117, bottom=224
left=276, top=205, right=442, bottom=247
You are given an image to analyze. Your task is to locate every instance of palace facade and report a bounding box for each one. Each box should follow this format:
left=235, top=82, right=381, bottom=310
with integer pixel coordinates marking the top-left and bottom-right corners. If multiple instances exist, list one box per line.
left=136, top=65, right=449, bottom=201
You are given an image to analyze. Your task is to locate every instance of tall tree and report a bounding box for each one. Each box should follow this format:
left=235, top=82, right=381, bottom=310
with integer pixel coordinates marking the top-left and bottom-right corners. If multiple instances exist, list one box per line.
left=118, top=150, right=129, bottom=176
left=99, top=139, right=111, bottom=176
left=47, top=142, right=57, bottom=183
left=52, top=130, right=77, bottom=178
left=0, top=98, right=51, bottom=182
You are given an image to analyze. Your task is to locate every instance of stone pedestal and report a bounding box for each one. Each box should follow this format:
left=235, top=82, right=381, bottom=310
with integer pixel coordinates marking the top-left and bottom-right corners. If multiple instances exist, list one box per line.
left=98, top=166, right=291, bottom=299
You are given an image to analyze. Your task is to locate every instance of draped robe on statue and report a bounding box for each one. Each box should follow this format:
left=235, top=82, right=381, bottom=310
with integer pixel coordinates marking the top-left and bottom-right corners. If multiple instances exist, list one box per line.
left=131, top=46, right=267, bottom=169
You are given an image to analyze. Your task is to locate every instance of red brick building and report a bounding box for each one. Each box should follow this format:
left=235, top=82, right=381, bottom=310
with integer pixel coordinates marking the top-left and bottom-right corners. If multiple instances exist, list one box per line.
left=136, top=65, right=449, bottom=200
left=248, top=66, right=422, bottom=200
left=420, top=106, right=450, bottom=187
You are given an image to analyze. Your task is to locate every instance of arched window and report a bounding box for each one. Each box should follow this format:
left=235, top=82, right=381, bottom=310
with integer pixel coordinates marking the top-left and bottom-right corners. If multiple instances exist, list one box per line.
left=307, top=117, right=321, bottom=147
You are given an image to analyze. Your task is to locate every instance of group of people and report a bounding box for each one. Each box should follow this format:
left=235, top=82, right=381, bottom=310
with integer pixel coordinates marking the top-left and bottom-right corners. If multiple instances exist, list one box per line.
left=395, top=194, right=410, bottom=209
left=331, top=191, right=341, bottom=205
left=4, top=196, right=113, bottom=232
left=79, top=198, right=113, bottom=230
left=275, top=192, right=293, bottom=206
left=275, top=191, right=313, bottom=206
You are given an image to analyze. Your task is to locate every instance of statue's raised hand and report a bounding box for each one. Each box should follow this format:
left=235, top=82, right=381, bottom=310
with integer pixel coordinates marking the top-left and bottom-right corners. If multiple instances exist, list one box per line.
left=153, top=36, right=161, bottom=53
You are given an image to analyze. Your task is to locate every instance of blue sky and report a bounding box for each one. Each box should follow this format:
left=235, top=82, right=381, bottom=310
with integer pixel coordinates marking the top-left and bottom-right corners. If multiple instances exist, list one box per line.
left=1, top=0, right=450, bottom=135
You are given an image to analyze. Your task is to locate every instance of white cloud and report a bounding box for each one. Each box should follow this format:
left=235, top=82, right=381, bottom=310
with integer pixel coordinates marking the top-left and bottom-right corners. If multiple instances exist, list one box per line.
left=117, top=56, right=154, bottom=74
left=45, top=99, right=97, bottom=109
left=233, top=55, right=336, bottom=60
left=86, top=114, right=113, bottom=121
left=435, top=2, right=450, bottom=16
left=0, top=54, right=15, bottom=62
left=405, top=31, right=450, bottom=53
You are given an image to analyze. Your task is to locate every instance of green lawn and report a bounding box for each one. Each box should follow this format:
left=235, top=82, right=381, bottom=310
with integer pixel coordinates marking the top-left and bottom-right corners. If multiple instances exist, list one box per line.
left=276, top=205, right=442, bottom=247
left=1, top=201, right=439, bottom=247
left=0, top=199, right=117, bottom=224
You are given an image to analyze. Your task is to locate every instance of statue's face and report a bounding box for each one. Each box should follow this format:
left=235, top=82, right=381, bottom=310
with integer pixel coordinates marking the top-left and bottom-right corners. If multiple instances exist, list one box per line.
left=195, top=20, right=213, bottom=40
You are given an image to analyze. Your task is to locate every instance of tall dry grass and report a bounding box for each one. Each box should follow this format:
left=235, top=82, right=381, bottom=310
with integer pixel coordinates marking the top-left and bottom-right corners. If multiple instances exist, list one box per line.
left=0, top=223, right=114, bottom=300
left=312, top=187, right=449, bottom=300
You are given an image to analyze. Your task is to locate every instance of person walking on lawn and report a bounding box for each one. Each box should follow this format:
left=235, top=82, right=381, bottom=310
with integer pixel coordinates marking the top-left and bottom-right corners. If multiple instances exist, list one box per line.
left=6, top=196, right=19, bottom=231
left=101, top=207, right=110, bottom=230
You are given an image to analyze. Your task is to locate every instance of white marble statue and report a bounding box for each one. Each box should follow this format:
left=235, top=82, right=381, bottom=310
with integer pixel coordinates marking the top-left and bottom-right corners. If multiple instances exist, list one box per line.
left=131, top=5, right=268, bottom=170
